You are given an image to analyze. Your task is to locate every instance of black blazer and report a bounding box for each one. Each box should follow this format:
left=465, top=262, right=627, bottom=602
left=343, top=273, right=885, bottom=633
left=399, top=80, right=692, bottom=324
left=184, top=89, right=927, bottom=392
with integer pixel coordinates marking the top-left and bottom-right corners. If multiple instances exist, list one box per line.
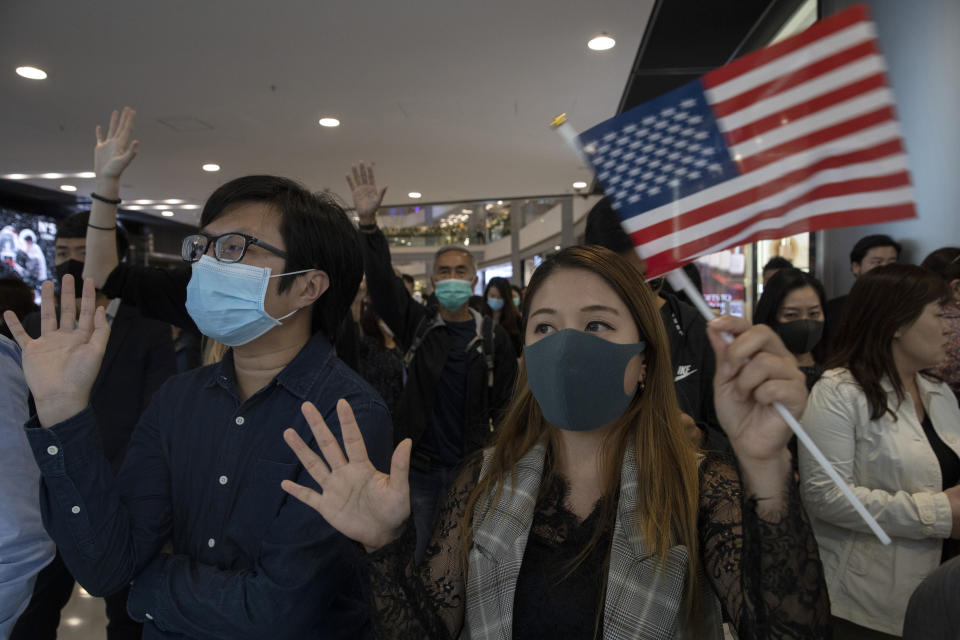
left=26, top=301, right=177, bottom=471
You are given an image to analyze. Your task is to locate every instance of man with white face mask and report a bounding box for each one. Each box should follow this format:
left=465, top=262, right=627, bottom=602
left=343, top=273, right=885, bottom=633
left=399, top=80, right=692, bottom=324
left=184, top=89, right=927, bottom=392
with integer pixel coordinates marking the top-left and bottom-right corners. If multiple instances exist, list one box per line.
left=348, top=162, right=518, bottom=562
left=8, top=110, right=392, bottom=640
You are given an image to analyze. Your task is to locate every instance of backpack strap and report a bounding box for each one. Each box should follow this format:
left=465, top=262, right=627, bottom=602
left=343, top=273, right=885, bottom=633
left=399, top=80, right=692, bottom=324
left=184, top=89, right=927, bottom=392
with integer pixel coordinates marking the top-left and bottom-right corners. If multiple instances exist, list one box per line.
left=402, top=308, right=438, bottom=369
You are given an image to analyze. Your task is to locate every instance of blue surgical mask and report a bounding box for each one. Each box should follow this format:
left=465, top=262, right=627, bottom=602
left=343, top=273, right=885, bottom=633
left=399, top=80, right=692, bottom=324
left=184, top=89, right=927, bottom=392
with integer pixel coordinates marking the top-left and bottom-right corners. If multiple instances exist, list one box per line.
left=487, top=296, right=504, bottom=311
left=185, top=255, right=313, bottom=346
left=434, top=278, right=473, bottom=311
left=513, top=296, right=521, bottom=308
left=525, top=329, right=646, bottom=431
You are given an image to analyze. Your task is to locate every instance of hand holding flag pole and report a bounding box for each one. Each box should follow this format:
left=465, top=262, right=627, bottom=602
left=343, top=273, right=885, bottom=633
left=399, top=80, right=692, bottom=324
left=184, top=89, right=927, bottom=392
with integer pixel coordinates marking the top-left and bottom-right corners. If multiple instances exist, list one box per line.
left=552, top=114, right=892, bottom=545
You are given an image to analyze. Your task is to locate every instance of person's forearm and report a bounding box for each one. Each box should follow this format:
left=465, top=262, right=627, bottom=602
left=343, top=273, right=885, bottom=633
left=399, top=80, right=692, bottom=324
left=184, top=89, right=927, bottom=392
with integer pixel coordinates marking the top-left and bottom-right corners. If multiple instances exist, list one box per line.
left=84, top=176, right=120, bottom=288
left=737, top=449, right=792, bottom=517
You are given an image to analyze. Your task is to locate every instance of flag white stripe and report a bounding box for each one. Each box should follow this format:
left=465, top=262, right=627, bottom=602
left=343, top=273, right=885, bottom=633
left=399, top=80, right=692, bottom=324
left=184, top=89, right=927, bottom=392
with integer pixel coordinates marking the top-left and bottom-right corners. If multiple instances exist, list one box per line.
left=715, top=54, right=886, bottom=132
left=639, top=186, right=915, bottom=262
left=621, top=120, right=903, bottom=234
left=706, top=21, right=877, bottom=102
left=729, top=87, right=894, bottom=159
left=637, top=154, right=908, bottom=257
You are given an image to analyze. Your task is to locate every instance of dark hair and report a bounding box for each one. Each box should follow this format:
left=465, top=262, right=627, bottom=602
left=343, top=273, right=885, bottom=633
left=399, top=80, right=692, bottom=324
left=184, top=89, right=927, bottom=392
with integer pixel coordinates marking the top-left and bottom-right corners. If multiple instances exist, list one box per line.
left=584, top=197, right=633, bottom=254
left=762, top=256, right=793, bottom=272
left=921, top=247, right=960, bottom=284
left=484, top=277, right=521, bottom=346
left=401, top=273, right=415, bottom=286
left=57, top=210, right=130, bottom=261
left=850, top=234, right=901, bottom=265
left=826, top=264, right=949, bottom=420
left=0, top=277, right=37, bottom=339
left=754, top=268, right=826, bottom=328
left=358, top=300, right=387, bottom=347
left=199, top=175, right=362, bottom=338
left=467, top=294, right=488, bottom=315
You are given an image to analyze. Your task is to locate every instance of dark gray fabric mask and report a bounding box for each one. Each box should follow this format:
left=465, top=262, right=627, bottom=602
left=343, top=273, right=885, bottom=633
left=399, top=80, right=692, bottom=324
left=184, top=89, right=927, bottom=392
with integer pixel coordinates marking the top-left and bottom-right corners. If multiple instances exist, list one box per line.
left=776, top=319, right=824, bottom=355
left=524, top=329, right=646, bottom=432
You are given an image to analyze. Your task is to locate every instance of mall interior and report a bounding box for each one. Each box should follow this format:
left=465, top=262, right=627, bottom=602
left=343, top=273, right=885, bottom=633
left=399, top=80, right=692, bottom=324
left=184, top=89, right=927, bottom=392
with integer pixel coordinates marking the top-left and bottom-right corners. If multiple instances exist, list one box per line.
left=1, top=0, right=959, bottom=638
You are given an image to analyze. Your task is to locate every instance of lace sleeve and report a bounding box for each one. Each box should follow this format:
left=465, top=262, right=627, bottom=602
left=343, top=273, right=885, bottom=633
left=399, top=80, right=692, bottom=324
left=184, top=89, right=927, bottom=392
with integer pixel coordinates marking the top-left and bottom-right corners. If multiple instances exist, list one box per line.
left=362, top=459, right=480, bottom=640
left=697, top=454, right=831, bottom=639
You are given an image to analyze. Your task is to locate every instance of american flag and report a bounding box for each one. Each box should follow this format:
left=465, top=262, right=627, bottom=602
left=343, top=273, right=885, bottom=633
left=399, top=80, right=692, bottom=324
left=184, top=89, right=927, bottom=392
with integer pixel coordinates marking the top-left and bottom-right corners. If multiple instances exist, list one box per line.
left=579, top=4, right=916, bottom=278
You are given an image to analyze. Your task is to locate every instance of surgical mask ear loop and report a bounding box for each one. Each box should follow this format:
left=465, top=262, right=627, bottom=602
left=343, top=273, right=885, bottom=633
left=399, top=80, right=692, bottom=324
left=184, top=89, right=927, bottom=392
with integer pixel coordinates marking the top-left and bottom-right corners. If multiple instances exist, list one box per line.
left=267, top=268, right=315, bottom=323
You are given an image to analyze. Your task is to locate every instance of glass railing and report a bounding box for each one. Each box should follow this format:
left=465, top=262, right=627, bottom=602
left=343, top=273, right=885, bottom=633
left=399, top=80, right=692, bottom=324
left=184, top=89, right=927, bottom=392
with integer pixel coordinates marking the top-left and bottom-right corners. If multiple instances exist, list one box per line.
left=358, top=196, right=565, bottom=248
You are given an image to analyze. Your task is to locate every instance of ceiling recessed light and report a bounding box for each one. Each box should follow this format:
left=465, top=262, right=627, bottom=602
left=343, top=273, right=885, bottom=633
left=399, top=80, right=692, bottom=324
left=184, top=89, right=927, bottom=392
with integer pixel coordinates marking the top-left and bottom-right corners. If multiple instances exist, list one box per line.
left=202, top=163, right=220, bottom=172
left=554, top=245, right=562, bottom=251
left=16, top=66, right=47, bottom=80
left=59, top=184, right=77, bottom=192
left=40, top=172, right=64, bottom=179
left=588, top=34, right=616, bottom=51
left=161, top=211, right=175, bottom=217
left=3, top=173, right=28, bottom=179
left=572, top=181, right=588, bottom=189
left=64, top=617, right=83, bottom=627
left=164, top=198, right=184, bottom=204
left=496, top=200, right=504, bottom=205
left=152, top=204, right=170, bottom=210
left=181, top=204, right=200, bottom=210
left=126, top=205, right=143, bottom=210
left=318, top=117, right=340, bottom=127
left=408, top=192, right=422, bottom=199
left=133, top=199, right=154, bottom=204
left=77, top=171, right=96, bottom=178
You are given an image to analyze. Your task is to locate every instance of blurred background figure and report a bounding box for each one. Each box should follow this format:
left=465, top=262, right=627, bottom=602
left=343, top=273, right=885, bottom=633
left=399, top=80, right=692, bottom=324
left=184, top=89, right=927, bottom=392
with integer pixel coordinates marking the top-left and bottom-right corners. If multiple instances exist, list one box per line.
left=754, top=267, right=827, bottom=390
left=762, top=256, right=794, bottom=286
left=920, top=247, right=960, bottom=402
left=800, top=264, right=960, bottom=639
left=351, top=279, right=404, bottom=416
left=484, top=276, right=522, bottom=356
left=0, top=277, right=37, bottom=341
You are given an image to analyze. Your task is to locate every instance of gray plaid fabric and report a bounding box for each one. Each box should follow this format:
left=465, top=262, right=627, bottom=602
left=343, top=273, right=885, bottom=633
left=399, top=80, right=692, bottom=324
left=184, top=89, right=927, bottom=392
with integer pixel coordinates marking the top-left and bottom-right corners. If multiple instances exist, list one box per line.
left=463, top=442, right=723, bottom=640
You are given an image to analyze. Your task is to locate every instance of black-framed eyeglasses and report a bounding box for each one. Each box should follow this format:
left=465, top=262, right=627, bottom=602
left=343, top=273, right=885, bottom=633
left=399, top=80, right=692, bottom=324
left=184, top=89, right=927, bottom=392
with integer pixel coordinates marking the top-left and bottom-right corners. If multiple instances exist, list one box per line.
left=181, top=232, right=288, bottom=264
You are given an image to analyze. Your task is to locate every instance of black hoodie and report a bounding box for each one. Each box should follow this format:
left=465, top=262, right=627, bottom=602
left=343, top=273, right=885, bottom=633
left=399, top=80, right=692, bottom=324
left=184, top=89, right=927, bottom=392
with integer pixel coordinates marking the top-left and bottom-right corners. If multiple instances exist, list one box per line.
left=658, top=293, right=730, bottom=453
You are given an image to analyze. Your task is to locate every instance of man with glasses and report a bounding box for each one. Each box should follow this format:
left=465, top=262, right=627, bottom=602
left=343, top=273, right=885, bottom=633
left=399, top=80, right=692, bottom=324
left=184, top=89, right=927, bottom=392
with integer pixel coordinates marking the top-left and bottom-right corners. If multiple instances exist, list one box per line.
left=21, top=107, right=392, bottom=639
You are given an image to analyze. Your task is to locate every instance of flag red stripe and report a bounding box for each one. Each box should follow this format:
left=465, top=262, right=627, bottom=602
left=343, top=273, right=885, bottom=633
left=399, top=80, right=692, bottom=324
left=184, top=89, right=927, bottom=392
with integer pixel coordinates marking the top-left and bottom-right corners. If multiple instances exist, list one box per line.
left=629, top=138, right=904, bottom=242
left=738, top=105, right=895, bottom=173
left=702, top=4, right=871, bottom=89
left=643, top=203, right=916, bottom=278
left=711, top=40, right=880, bottom=118
left=631, top=171, right=910, bottom=252
left=722, top=72, right=888, bottom=146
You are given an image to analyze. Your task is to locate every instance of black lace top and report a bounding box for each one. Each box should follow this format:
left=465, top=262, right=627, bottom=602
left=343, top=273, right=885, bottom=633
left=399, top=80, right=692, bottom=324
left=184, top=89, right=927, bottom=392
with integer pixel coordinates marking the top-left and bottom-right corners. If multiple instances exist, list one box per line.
left=364, top=453, right=830, bottom=639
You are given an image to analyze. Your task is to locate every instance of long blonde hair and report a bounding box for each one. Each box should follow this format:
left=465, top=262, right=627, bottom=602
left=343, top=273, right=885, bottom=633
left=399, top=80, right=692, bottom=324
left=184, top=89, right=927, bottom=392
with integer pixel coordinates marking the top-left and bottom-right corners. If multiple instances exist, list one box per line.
left=461, top=246, right=702, bottom=623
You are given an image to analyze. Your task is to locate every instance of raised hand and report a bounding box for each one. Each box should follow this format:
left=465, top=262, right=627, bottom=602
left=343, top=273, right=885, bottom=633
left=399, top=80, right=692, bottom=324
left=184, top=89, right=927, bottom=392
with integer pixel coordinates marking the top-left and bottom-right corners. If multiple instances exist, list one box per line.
left=3, top=276, right=110, bottom=427
left=707, top=316, right=805, bottom=502
left=345, top=162, right=387, bottom=224
left=282, top=399, right=412, bottom=551
left=95, top=107, right=139, bottom=180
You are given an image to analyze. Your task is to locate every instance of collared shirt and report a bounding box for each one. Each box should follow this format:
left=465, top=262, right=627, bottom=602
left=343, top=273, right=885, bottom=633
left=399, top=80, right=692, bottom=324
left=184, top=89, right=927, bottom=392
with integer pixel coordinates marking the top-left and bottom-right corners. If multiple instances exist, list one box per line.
left=26, top=331, right=393, bottom=640
left=0, top=336, right=54, bottom=637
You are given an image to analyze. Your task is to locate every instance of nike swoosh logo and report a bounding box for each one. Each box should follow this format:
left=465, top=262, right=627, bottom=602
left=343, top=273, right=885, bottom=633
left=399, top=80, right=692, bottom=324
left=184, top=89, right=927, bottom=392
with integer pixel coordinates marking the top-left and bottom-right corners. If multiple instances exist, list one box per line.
left=674, top=369, right=698, bottom=382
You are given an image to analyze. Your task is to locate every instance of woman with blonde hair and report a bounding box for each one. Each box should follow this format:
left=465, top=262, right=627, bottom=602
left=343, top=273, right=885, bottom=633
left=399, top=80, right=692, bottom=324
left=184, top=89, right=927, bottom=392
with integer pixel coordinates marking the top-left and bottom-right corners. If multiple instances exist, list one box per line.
left=283, top=246, right=829, bottom=638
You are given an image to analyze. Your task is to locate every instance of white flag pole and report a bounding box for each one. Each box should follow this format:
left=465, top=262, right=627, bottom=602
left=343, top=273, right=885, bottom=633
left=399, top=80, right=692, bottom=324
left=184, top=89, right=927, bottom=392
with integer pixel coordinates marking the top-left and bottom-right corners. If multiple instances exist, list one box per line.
left=552, top=115, right=891, bottom=545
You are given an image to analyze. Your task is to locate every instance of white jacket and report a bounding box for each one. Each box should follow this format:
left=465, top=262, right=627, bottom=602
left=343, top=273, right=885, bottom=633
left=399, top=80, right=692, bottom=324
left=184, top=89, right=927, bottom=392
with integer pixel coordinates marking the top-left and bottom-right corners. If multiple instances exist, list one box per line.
left=799, top=368, right=960, bottom=635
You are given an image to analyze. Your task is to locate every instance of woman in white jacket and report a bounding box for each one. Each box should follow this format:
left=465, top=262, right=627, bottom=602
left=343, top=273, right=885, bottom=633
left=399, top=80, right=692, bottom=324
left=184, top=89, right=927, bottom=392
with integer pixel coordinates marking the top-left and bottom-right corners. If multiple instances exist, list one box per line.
left=800, top=264, right=960, bottom=639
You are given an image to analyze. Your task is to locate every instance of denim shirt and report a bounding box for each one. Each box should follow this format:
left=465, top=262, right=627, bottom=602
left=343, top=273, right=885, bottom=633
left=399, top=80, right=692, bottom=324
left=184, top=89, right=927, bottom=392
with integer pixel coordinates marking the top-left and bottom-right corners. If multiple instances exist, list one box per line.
left=26, top=331, right=392, bottom=640
left=0, top=336, right=55, bottom=637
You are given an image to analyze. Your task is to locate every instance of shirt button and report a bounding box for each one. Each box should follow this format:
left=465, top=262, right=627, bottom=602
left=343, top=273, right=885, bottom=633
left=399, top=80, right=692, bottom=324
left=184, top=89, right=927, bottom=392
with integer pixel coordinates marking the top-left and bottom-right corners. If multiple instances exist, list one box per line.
left=235, top=416, right=245, bottom=426
left=218, top=475, right=228, bottom=485
left=208, top=538, right=216, bottom=548
left=145, top=613, right=154, bottom=621
left=47, top=445, right=59, bottom=455
left=71, top=505, right=81, bottom=515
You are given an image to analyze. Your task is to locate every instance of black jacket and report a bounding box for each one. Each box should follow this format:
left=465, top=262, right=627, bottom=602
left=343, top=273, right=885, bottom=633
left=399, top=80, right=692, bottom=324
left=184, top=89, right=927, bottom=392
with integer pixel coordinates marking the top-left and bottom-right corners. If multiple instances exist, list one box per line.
left=659, top=293, right=729, bottom=452
left=359, top=226, right=517, bottom=458
left=26, top=301, right=177, bottom=471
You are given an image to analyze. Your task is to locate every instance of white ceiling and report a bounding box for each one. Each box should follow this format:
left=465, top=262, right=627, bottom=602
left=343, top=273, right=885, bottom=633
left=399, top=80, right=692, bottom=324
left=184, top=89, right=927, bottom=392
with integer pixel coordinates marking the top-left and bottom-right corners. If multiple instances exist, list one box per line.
left=0, top=0, right=653, bottom=225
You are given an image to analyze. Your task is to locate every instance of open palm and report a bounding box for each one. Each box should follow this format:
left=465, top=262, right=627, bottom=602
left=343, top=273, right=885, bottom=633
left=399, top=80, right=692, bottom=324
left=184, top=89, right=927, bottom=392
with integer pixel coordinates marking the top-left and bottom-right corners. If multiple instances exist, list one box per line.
left=3, top=276, right=110, bottom=427
left=345, top=162, right=387, bottom=221
left=95, top=107, right=139, bottom=179
left=282, top=399, right=412, bottom=551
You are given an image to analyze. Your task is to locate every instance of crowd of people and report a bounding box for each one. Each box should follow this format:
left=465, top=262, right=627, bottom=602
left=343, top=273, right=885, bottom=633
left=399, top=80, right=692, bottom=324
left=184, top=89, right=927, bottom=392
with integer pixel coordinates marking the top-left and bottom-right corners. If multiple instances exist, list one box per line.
left=1, top=107, right=959, bottom=640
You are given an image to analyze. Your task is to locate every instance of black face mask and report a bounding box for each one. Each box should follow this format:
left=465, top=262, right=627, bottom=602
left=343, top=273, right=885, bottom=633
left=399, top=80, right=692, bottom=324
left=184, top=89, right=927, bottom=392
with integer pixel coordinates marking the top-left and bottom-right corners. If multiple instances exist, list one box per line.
left=776, top=319, right=824, bottom=355
left=55, top=259, right=85, bottom=299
